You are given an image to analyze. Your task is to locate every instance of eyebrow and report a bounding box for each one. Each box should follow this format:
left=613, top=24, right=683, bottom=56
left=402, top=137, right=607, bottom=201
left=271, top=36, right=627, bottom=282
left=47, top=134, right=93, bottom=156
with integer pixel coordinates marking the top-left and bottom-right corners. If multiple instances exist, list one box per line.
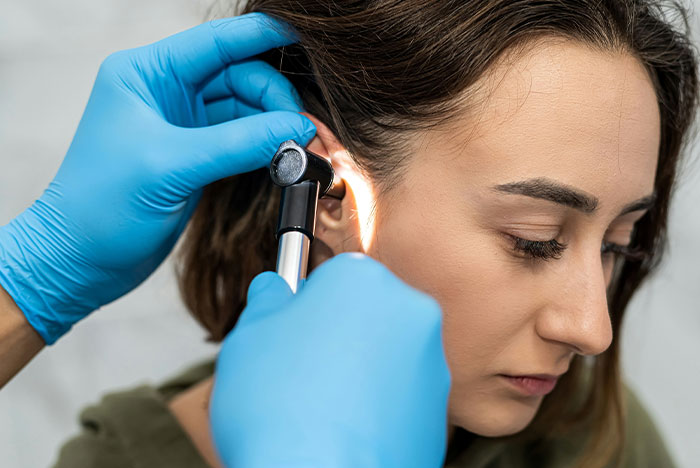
left=491, top=177, right=656, bottom=216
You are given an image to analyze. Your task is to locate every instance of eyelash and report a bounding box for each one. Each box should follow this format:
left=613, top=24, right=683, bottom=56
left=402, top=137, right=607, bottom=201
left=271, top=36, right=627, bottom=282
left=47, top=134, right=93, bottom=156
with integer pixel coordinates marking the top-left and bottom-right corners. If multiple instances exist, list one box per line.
left=509, top=236, right=567, bottom=260
left=507, top=235, right=649, bottom=262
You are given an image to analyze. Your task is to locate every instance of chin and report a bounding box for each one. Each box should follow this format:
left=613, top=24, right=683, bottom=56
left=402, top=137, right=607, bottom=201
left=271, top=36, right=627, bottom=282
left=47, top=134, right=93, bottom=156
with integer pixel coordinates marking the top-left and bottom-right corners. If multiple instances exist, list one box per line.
left=449, top=395, right=542, bottom=437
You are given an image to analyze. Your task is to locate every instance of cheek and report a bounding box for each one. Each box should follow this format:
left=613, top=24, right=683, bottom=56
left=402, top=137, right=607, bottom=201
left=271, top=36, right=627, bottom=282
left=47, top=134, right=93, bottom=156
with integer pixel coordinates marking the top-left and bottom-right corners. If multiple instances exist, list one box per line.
left=368, top=191, right=545, bottom=434
left=368, top=186, right=532, bottom=382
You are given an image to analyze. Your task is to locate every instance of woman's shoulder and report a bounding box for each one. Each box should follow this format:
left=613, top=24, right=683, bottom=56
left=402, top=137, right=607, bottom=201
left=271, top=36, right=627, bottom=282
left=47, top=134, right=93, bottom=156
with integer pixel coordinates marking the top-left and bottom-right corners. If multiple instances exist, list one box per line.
left=445, top=381, right=677, bottom=468
left=555, top=382, right=677, bottom=468
left=619, top=382, right=677, bottom=467
left=52, top=359, right=216, bottom=468
left=550, top=382, right=677, bottom=468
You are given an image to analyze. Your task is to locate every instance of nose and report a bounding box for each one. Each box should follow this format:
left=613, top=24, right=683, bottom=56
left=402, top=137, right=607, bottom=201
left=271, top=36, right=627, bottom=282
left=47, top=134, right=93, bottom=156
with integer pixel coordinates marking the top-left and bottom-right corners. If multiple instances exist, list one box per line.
left=535, top=246, right=614, bottom=356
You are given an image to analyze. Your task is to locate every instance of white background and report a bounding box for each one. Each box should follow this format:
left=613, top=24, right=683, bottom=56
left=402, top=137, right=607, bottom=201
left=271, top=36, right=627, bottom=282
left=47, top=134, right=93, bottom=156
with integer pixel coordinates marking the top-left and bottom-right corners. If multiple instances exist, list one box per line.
left=0, top=1, right=698, bottom=467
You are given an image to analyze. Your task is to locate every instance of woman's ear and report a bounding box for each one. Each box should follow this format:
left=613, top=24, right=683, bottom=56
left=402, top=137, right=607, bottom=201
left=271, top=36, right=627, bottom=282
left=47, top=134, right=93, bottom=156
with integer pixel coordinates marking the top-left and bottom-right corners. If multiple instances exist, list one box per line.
left=300, top=113, right=364, bottom=269
left=300, top=112, right=345, bottom=164
left=314, top=178, right=363, bottom=254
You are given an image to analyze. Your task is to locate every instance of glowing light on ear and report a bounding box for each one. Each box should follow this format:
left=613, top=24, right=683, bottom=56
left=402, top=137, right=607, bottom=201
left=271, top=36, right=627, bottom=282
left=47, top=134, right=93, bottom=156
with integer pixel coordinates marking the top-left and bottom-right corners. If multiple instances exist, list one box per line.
left=331, top=150, right=377, bottom=251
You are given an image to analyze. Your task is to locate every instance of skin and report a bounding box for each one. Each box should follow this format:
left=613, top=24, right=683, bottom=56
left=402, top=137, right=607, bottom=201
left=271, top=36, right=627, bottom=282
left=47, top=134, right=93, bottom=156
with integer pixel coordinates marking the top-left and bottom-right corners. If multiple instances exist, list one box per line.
left=169, top=38, right=660, bottom=464
left=0, top=286, right=44, bottom=388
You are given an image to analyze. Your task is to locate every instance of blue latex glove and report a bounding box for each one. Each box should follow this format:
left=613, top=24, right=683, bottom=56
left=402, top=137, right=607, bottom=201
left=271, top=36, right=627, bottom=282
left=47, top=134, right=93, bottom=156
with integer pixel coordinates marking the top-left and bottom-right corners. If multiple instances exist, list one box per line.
left=210, top=253, right=451, bottom=468
left=0, top=13, right=316, bottom=344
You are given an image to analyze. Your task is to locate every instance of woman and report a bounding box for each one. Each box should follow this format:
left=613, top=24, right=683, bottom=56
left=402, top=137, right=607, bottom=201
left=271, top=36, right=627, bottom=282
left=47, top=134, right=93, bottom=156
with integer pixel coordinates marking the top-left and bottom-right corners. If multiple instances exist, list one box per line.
left=54, top=0, right=698, bottom=467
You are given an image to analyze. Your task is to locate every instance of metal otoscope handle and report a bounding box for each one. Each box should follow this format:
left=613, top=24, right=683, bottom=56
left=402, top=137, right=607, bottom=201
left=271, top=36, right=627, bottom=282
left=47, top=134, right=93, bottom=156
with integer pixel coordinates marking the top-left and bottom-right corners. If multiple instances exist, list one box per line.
left=269, top=140, right=345, bottom=293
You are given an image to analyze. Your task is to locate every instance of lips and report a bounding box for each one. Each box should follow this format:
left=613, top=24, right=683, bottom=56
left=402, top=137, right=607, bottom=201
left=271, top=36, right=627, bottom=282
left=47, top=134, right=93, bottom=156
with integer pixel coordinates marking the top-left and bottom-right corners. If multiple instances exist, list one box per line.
left=512, top=373, right=562, bottom=380
left=500, top=374, right=559, bottom=396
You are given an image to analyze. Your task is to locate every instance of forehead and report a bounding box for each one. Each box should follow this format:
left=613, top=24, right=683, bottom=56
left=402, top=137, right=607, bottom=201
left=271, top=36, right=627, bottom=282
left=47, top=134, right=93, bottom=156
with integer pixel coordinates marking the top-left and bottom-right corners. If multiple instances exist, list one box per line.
left=408, top=39, right=660, bottom=213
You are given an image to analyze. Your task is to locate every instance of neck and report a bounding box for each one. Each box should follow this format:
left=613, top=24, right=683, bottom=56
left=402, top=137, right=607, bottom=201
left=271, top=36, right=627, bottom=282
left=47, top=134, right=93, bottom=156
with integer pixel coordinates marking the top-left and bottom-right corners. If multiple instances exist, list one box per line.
left=444, top=423, right=478, bottom=464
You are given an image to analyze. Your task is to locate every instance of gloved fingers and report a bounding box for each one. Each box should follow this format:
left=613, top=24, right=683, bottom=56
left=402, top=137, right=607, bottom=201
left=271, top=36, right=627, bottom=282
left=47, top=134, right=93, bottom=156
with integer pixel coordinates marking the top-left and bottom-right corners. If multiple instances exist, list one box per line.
left=173, top=111, right=316, bottom=191
left=247, top=271, right=293, bottom=307
left=201, top=59, right=303, bottom=113
left=235, top=271, right=294, bottom=327
left=205, top=96, right=262, bottom=125
left=153, top=13, right=299, bottom=88
left=180, top=189, right=203, bottom=230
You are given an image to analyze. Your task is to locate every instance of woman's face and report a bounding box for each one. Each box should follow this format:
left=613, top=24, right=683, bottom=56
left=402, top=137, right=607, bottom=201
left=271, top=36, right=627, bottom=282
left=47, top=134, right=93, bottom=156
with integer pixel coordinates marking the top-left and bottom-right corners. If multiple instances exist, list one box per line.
left=313, top=39, right=660, bottom=436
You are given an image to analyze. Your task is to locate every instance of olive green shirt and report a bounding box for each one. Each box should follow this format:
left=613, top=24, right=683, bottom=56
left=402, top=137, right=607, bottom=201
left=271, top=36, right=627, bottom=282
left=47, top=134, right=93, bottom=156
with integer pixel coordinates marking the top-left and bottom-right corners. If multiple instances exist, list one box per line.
left=52, top=360, right=677, bottom=468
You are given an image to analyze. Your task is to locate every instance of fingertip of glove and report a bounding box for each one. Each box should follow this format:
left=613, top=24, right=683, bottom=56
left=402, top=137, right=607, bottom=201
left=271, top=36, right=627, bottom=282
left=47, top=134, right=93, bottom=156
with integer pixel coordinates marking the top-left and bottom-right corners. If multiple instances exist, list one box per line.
left=246, top=271, right=291, bottom=302
left=297, top=114, right=317, bottom=145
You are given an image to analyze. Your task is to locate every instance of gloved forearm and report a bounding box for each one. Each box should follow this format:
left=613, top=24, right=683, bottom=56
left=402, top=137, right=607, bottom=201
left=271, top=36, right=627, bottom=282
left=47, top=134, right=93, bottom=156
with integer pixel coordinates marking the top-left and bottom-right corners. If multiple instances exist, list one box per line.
left=0, top=13, right=316, bottom=347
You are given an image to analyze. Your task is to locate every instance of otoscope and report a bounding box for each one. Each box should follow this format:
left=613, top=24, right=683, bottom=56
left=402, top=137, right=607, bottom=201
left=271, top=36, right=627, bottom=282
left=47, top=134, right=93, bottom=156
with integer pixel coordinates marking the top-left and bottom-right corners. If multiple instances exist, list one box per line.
left=269, top=140, right=346, bottom=293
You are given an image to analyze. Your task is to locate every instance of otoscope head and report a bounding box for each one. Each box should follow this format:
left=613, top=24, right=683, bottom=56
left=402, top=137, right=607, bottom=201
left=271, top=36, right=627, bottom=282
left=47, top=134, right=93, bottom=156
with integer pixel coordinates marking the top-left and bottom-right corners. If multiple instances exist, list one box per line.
left=270, top=140, right=345, bottom=199
left=269, top=140, right=346, bottom=242
left=270, top=140, right=347, bottom=292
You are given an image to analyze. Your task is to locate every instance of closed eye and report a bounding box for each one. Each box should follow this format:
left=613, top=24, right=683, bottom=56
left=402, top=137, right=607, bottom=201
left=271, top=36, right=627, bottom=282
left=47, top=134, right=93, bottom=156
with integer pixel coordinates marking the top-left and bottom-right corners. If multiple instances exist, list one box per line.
left=506, top=235, right=566, bottom=260
left=507, top=235, right=649, bottom=262
left=600, top=241, right=648, bottom=262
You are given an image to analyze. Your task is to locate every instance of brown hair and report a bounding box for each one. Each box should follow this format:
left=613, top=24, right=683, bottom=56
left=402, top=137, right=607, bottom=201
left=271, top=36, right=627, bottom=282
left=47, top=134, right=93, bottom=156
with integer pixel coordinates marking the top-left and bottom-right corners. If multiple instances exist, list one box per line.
left=177, top=1, right=699, bottom=466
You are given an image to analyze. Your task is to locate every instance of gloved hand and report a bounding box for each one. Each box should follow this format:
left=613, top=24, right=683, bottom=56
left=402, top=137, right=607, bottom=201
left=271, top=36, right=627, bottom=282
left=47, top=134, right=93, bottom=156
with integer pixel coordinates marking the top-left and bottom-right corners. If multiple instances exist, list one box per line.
left=0, top=13, right=316, bottom=344
left=210, top=253, right=451, bottom=468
